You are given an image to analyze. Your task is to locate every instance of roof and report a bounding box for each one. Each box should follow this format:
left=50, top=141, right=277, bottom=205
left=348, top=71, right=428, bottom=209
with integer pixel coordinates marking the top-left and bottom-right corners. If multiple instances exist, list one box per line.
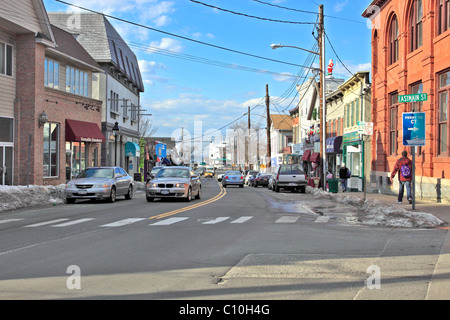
left=270, top=114, right=292, bottom=131
left=49, top=25, right=101, bottom=71
left=48, top=12, right=144, bottom=92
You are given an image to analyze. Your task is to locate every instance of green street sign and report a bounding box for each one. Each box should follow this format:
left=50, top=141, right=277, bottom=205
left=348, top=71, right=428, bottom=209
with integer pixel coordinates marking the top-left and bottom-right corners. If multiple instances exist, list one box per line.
left=398, top=93, right=428, bottom=103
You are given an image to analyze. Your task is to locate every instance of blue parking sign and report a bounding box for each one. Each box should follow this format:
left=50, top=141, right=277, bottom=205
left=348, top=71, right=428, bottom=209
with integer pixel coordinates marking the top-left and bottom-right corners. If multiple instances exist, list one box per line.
left=402, top=112, right=426, bottom=146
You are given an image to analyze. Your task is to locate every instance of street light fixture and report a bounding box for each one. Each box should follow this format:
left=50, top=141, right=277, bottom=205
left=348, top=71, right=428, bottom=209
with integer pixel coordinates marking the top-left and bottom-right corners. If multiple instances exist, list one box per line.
left=112, top=121, right=120, bottom=166
left=270, top=44, right=319, bottom=56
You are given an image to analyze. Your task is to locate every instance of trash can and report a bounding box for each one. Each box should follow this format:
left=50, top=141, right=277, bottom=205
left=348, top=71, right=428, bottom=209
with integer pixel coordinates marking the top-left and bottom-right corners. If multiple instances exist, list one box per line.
left=328, top=178, right=338, bottom=193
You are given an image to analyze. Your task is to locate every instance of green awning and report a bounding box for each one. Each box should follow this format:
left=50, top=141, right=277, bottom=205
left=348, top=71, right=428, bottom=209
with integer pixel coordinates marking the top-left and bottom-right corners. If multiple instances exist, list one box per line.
left=125, top=142, right=140, bottom=157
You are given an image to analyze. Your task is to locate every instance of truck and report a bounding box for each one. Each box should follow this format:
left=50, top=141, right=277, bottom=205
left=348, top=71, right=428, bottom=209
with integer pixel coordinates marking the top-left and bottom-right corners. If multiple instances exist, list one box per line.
left=204, top=166, right=215, bottom=178
left=272, top=164, right=307, bottom=193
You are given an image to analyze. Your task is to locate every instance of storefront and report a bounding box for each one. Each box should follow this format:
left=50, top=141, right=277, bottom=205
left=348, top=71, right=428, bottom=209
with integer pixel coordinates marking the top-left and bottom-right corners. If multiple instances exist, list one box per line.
left=342, top=131, right=364, bottom=192
left=65, top=119, right=105, bottom=181
left=326, top=136, right=343, bottom=178
left=125, top=141, right=140, bottom=176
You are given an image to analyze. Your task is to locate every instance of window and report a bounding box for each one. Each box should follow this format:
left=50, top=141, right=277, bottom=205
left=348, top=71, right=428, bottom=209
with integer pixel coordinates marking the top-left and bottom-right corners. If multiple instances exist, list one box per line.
left=389, top=15, right=399, bottom=65
left=43, top=123, right=59, bottom=177
left=390, top=92, right=398, bottom=155
left=438, top=70, right=450, bottom=155
left=410, top=0, right=423, bottom=52
left=66, top=66, right=89, bottom=97
left=438, top=0, right=450, bottom=35
left=44, top=58, right=59, bottom=89
left=0, top=42, right=13, bottom=77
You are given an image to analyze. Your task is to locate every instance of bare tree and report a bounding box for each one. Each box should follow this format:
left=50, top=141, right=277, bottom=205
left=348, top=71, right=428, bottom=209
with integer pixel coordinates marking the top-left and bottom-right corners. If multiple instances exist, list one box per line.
left=139, top=117, right=158, bottom=139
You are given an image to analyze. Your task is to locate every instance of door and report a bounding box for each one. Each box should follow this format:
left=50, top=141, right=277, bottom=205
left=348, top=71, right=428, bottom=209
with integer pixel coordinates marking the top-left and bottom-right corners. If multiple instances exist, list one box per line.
left=0, top=146, right=13, bottom=185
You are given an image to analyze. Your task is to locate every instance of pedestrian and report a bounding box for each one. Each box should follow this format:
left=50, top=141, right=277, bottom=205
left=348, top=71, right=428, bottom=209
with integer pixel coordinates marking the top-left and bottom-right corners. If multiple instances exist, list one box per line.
left=390, top=150, right=413, bottom=204
left=339, top=163, right=350, bottom=192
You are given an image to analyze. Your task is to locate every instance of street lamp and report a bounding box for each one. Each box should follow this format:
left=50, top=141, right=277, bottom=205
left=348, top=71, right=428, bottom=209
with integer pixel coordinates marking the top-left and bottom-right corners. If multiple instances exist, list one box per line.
left=270, top=44, right=319, bottom=56
left=112, top=121, right=120, bottom=166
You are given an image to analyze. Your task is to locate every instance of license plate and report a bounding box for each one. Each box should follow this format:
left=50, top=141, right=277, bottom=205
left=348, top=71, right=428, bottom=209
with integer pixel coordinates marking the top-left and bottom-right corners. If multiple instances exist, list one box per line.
left=161, top=190, right=170, bottom=195
left=289, top=183, right=296, bottom=186
left=78, top=190, right=87, bottom=195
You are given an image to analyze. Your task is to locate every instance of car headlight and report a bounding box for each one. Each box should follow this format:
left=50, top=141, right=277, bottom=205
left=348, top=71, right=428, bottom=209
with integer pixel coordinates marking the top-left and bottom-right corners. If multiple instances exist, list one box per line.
left=175, top=183, right=186, bottom=188
left=150, top=182, right=158, bottom=188
left=65, top=183, right=75, bottom=188
left=94, top=183, right=110, bottom=188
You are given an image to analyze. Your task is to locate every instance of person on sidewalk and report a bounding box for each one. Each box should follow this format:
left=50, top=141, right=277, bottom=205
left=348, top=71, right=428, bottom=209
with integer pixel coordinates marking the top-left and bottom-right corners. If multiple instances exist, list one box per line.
left=339, top=163, right=350, bottom=192
left=390, top=150, right=413, bottom=204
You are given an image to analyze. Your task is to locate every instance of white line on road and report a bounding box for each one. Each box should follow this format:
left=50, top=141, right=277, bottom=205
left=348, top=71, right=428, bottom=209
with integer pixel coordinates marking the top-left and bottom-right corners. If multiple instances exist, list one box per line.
left=100, top=218, right=146, bottom=227
left=150, top=217, right=189, bottom=226
left=23, top=219, right=69, bottom=227
left=230, top=216, right=253, bottom=223
left=315, top=216, right=330, bottom=223
left=0, top=219, right=24, bottom=224
left=51, top=218, right=96, bottom=227
left=202, top=217, right=230, bottom=224
left=275, top=216, right=299, bottom=223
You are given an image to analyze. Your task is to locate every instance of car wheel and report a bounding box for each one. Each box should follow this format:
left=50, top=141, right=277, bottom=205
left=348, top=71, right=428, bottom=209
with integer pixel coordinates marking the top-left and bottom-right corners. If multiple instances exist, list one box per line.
left=254, top=183, right=258, bottom=188
left=125, top=185, right=133, bottom=200
left=108, top=186, right=116, bottom=203
left=275, top=185, right=280, bottom=193
left=146, top=196, right=155, bottom=202
left=185, top=188, right=192, bottom=202
left=300, top=187, right=306, bottom=193
left=66, top=198, right=75, bottom=204
left=239, top=184, right=244, bottom=188
left=195, top=186, right=201, bottom=199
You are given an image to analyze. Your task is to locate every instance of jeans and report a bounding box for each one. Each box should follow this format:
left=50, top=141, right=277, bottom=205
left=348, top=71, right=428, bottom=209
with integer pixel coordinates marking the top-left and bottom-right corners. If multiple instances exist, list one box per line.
left=398, top=180, right=412, bottom=202
left=340, top=178, right=348, bottom=192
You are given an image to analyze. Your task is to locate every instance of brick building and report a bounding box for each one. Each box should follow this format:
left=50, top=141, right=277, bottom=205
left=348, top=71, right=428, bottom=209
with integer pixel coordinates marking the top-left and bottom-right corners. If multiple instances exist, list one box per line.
left=363, top=0, right=450, bottom=202
left=1, top=0, right=104, bottom=186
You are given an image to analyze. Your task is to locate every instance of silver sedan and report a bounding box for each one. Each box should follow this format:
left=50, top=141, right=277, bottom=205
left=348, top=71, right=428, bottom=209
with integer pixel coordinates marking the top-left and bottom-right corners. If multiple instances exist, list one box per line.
left=145, top=166, right=201, bottom=202
left=64, top=167, right=134, bottom=203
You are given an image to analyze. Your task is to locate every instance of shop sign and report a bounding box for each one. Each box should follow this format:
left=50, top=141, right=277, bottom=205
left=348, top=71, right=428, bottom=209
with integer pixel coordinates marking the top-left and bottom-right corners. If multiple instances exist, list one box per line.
left=343, top=131, right=360, bottom=143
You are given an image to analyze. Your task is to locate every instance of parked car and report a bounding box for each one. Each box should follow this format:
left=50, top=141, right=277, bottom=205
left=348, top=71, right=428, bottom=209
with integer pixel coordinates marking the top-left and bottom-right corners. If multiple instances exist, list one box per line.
left=222, top=170, right=244, bottom=188
left=253, top=173, right=271, bottom=187
left=272, top=164, right=307, bottom=193
left=244, top=170, right=259, bottom=185
left=65, top=167, right=134, bottom=203
left=145, top=166, right=201, bottom=202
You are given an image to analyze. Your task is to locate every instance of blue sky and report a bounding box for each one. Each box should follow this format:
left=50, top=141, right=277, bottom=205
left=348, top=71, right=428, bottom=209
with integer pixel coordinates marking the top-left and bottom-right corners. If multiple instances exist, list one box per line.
left=43, top=0, right=372, bottom=138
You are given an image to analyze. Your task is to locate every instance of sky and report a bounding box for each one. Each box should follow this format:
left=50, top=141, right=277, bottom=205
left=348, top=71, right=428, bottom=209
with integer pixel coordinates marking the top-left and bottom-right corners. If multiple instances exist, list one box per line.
left=42, top=0, right=373, bottom=141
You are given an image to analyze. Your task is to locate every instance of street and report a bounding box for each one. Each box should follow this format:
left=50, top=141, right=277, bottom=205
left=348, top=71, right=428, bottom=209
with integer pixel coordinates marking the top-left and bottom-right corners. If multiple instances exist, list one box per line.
left=0, top=177, right=447, bottom=300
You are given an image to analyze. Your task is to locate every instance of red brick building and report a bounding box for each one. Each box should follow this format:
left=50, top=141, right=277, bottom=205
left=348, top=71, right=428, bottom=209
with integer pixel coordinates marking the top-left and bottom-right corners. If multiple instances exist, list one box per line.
left=1, top=0, right=104, bottom=186
left=363, top=0, right=450, bottom=202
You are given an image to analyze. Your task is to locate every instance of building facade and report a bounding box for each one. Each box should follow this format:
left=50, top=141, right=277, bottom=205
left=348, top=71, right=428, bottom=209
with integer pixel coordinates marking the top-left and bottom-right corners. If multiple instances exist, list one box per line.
left=48, top=13, right=145, bottom=177
left=363, top=0, right=450, bottom=202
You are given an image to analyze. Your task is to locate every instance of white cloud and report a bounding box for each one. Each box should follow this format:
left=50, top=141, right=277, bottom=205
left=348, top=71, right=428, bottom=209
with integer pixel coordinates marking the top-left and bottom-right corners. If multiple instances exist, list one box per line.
left=149, top=38, right=184, bottom=52
left=334, top=0, right=349, bottom=13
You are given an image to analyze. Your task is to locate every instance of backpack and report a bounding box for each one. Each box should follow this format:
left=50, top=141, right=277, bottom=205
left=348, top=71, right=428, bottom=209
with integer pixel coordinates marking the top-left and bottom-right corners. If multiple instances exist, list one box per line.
left=400, top=164, right=411, bottom=178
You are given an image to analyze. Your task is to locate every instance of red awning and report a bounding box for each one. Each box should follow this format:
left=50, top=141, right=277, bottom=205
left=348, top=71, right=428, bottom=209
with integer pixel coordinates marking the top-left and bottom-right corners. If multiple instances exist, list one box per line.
left=301, top=149, right=311, bottom=161
left=65, top=119, right=105, bottom=143
left=310, top=152, right=320, bottom=162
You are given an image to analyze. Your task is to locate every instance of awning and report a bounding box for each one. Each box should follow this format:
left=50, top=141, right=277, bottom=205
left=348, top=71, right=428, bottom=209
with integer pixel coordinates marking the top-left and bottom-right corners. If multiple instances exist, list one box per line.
left=125, top=141, right=140, bottom=157
left=301, top=149, right=311, bottom=161
left=65, top=119, right=105, bottom=143
left=326, top=136, right=343, bottom=153
left=161, top=157, right=171, bottom=165
left=310, top=152, right=320, bottom=162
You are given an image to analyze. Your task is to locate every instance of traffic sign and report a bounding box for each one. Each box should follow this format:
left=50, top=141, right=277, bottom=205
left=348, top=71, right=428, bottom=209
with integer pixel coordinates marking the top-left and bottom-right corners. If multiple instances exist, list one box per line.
left=402, top=112, right=426, bottom=146
left=398, top=93, right=428, bottom=103
left=357, top=121, right=373, bottom=135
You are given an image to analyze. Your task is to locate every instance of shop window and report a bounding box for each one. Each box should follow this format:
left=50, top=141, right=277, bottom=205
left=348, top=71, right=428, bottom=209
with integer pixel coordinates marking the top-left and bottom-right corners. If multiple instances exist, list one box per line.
left=43, top=123, right=59, bottom=177
left=438, top=70, right=450, bottom=155
left=389, top=92, right=398, bottom=155
left=410, top=0, right=423, bottom=52
left=389, top=15, right=399, bottom=65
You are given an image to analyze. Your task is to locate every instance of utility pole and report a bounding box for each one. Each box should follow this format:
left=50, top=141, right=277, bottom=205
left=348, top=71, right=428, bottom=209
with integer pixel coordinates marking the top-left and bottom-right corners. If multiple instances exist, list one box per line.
left=318, top=4, right=327, bottom=190
left=266, top=84, right=271, bottom=168
left=247, top=106, right=251, bottom=170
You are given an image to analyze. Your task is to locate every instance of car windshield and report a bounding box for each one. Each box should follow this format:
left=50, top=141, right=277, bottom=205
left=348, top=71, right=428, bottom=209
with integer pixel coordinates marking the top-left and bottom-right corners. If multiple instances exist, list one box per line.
left=77, top=168, right=114, bottom=179
left=279, top=164, right=305, bottom=174
left=157, top=168, right=190, bottom=178
left=226, top=171, right=241, bottom=176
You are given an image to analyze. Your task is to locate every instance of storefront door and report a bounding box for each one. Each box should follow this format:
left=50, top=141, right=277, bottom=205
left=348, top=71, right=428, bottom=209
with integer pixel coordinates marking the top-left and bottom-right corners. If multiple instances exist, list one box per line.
left=0, top=145, right=13, bottom=185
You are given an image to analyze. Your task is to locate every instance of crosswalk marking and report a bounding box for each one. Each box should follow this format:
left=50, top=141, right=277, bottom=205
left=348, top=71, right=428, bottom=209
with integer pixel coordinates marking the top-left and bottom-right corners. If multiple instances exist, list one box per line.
left=230, top=216, right=253, bottom=224
left=275, top=216, right=299, bottom=223
left=202, top=217, right=230, bottom=224
left=315, top=216, right=330, bottom=223
left=24, top=219, right=69, bottom=227
left=0, top=219, right=24, bottom=224
left=150, top=217, right=189, bottom=226
left=51, top=218, right=96, bottom=227
left=100, top=218, right=146, bottom=227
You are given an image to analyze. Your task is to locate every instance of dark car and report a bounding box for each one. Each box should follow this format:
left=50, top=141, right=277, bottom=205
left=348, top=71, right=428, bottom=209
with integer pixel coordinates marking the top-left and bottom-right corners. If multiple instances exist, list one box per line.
left=253, top=173, right=271, bottom=187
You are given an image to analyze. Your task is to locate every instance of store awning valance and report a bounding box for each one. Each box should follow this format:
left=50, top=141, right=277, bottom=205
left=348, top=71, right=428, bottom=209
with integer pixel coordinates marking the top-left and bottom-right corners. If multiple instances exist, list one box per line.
left=65, top=119, right=105, bottom=143
left=326, top=136, right=343, bottom=153
left=310, top=152, right=320, bottom=162
left=301, top=149, right=311, bottom=161
left=125, top=141, right=140, bottom=157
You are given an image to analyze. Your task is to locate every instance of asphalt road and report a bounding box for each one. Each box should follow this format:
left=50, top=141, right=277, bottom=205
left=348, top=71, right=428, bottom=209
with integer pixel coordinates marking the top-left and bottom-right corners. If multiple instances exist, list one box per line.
left=0, top=177, right=447, bottom=301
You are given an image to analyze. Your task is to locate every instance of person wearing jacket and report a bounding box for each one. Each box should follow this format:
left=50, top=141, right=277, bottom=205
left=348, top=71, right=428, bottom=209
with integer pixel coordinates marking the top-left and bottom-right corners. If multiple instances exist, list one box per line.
left=339, top=163, right=350, bottom=192
left=390, top=150, right=413, bottom=204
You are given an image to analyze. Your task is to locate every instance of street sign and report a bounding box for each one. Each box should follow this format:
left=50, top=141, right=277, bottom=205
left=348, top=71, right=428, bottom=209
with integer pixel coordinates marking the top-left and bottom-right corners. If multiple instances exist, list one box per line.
left=357, top=121, right=373, bottom=135
left=398, top=93, right=428, bottom=103
left=402, top=112, right=426, bottom=146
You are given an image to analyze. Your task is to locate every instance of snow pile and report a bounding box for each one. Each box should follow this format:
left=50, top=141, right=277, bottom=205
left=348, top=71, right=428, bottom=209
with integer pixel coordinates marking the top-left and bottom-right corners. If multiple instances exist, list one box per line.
left=0, top=184, right=66, bottom=212
left=306, top=186, right=444, bottom=228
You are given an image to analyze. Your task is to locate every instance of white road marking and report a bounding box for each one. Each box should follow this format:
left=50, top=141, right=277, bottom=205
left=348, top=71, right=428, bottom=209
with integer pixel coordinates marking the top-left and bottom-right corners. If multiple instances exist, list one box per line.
left=0, top=219, right=24, bottom=224
left=23, top=219, right=69, bottom=227
left=51, top=218, right=96, bottom=227
left=150, top=217, right=189, bottom=226
left=315, top=216, right=330, bottom=223
left=202, top=217, right=230, bottom=224
left=230, top=216, right=253, bottom=223
left=275, top=216, right=299, bottom=223
left=100, top=218, right=146, bottom=227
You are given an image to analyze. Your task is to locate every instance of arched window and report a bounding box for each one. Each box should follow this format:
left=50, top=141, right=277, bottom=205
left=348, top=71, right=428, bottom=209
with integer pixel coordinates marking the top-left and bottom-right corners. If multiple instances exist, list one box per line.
left=389, top=15, right=399, bottom=65
left=410, top=0, right=423, bottom=52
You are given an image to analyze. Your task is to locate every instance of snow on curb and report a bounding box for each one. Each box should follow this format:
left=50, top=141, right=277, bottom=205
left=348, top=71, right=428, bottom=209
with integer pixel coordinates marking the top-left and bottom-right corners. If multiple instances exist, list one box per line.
left=306, top=186, right=444, bottom=228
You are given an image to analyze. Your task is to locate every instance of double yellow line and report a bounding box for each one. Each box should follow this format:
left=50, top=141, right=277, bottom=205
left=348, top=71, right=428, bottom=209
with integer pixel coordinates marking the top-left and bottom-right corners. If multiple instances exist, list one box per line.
left=148, top=181, right=227, bottom=220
